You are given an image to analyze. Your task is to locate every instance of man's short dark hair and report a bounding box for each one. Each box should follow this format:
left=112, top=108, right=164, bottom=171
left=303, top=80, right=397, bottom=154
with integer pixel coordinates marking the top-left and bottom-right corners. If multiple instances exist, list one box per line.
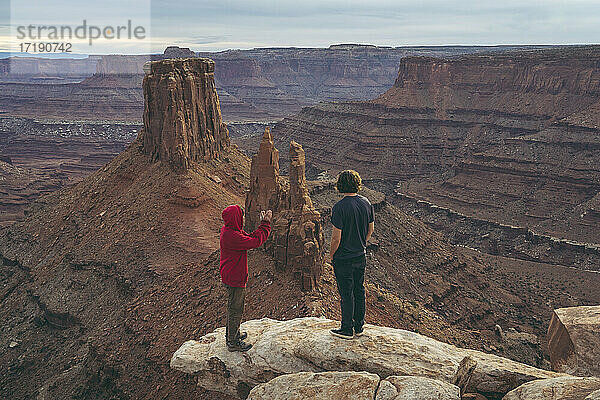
left=336, top=170, right=362, bottom=193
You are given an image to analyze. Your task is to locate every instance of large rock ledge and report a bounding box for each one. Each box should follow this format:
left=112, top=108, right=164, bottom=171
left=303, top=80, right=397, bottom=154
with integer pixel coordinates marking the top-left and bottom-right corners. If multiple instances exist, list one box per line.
left=170, top=317, right=559, bottom=399
left=247, top=372, right=461, bottom=400
left=503, top=376, right=600, bottom=400
left=548, top=305, right=600, bottom=377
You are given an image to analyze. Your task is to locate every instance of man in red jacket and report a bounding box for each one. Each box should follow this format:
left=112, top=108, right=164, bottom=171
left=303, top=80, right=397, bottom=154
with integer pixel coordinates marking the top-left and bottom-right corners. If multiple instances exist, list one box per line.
left=220, top=204, right=272, bottom=351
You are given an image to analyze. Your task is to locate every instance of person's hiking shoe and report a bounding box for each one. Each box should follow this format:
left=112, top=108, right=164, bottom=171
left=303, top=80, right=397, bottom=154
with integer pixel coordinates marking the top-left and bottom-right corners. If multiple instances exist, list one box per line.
left=227, top=338, right=253, bottom=352
left=354, top=326, right=364, bottom=337
left=330, top=328, right=354, bottom=339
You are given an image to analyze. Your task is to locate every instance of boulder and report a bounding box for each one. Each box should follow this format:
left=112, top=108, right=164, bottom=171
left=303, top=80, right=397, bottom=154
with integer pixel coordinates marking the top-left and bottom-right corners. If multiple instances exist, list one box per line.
left=376, top=376, right=460, bottom=400
left=247, top=371, right=380, bottom=400
left=247, top=372, right=460, bottom=400
left=547, top=305, right=600, bottom=376
left=586, top=389, right=600, bottom=400
left=502, top=376, right=600, bottom=400
left=170, top=317, right=560, bottom=399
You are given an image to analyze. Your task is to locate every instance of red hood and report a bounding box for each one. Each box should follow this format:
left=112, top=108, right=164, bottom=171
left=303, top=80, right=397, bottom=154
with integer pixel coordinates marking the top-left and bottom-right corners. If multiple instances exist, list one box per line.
left=222, top=205, right=243, bottom=231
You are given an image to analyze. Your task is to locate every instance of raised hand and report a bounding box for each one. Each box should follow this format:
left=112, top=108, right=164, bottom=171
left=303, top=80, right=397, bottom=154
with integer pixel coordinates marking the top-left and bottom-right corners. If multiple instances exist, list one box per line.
left=264, top=210, right=273, bottom=223
left=259, top=210, right=266, bottom=221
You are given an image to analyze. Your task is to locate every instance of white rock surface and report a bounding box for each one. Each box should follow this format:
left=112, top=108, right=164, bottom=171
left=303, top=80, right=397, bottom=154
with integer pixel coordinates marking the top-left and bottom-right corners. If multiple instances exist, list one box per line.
left=170, top=317, right=560, bottom=398
left=247, top=371, right=380, bottom=400
left=503, top=376, right=600, bottom=400
left=376, top=376, right=460, bottom=400
left=247, top=372, right=461, bottom=400
left=547, top=305, right=600, bottom=377
left=586, top=389, right=600, bottom=400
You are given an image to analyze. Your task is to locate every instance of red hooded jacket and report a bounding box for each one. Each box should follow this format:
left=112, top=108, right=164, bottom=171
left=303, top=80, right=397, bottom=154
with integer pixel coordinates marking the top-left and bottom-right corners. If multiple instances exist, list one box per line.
left=220, top=205, right=271, bottom=287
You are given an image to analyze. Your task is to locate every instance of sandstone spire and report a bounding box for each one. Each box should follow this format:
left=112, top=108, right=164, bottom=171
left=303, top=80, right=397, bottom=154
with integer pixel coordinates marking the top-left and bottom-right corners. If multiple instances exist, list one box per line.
left=289, top=140, right=313, bottom=210
left=245, top=127, right=286, bottom=230
left=140, top=58, right=230, bottom=171
left=245, top=133, right=324, bottom=291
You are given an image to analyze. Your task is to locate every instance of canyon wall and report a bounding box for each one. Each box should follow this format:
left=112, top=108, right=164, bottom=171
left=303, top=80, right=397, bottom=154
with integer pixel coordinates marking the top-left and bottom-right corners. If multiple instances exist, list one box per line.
left=273, top=46, right=600, bottom=251
left=0, top=45, right=553, bottom=122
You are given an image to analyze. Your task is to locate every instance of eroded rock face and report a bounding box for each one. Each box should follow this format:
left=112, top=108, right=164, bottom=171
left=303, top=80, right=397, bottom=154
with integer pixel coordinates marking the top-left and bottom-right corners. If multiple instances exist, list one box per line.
left=170, top=317, right=559, bottom=399
left=586, top=389, right=600, bottom=400
left=502, top=376, right=600, bottom=400
left=272, top=46, right=600, bottom=256
left=547, top=305, right=600, bottom=377
left=245, top=131, right=324, bottom=291
left=248, top=371, right=380, bottom=400
left=376, top=376, right=460, bottom=400
left=140, top=58, right=230, bottom=171
left=246, top=372, right=461, bottom=400
left=244, top=128, right=287, bottom=230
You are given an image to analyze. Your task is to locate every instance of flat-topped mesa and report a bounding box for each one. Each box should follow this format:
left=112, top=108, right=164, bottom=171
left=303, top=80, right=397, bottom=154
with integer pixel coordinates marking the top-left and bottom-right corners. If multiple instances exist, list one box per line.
left=140, top=58, right=230, bottom=171
left=245, top=130, right=324, bottom=291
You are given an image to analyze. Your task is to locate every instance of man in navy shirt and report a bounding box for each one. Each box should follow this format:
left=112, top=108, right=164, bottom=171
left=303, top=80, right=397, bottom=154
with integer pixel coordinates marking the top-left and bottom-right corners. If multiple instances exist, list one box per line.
left=329, top=170, right=375, bottom=339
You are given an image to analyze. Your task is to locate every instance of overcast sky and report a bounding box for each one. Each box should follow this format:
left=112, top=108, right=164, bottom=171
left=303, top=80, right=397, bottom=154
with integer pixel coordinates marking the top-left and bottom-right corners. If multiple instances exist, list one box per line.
left=1, top=0, right=599, bottom=54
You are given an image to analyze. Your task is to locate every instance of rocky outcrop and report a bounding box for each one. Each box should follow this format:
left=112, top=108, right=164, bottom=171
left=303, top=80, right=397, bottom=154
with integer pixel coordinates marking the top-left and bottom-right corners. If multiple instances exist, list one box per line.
left=244, top=127, right=287, bottom=229
left=163, top=46, right=197, bottom=59
left=170, top=317, right=560, bottom=399
left=503, top=376, right=600, bottom=400
left=245, top=130, right=324, bottom=290
left=547, top=305, right=600, bottom=377
left=376, top=376, right=460, bottom=400
left=248, top=371, right=380, bottom=400
left=139, top=58, right=230, bottom=171
left=246, top=372, right=461, bottom=400
left=274, top=141, right=324, bottom=290
left=587, top=389, right=600, bottom=400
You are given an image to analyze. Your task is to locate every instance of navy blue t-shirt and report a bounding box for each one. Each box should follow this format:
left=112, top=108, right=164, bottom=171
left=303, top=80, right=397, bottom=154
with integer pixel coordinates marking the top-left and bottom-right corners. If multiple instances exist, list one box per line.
left=331, top=194, right=374, bottom=261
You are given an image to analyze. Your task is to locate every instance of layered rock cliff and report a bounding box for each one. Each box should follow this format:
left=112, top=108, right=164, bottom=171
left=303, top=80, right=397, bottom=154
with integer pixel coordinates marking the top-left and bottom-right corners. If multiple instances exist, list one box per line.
left=0, top=45, right=552, bottom=122
left=245, top=128, right=324, bottom=290
left=273, top=46, right=600, bottom=258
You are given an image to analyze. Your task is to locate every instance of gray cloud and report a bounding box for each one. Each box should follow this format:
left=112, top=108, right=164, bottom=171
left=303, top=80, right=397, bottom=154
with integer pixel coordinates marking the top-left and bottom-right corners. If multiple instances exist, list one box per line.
left=147, top=0, right=600, bottom=50
left=4, top=0, right=600, bottom=54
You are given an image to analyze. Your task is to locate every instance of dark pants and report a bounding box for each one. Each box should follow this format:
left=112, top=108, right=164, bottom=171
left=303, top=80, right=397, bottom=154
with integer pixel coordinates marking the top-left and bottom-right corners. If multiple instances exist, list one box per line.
left=333, top=255, right=366, bottom=332
left=225, top=284, right=245, bottom=343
